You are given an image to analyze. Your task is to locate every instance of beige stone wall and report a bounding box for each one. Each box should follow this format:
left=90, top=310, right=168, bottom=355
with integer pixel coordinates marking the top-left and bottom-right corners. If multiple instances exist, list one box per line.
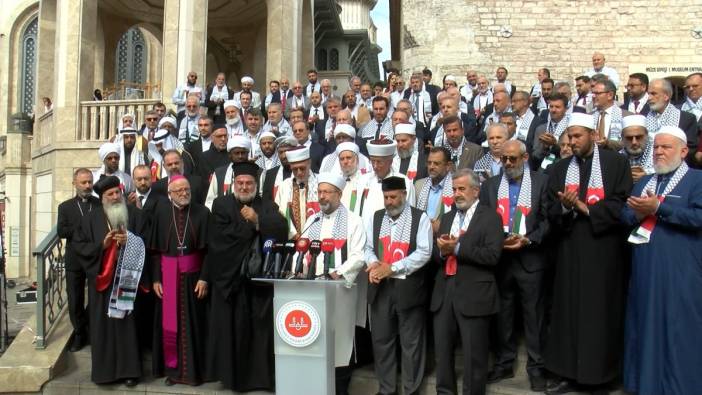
left=401, top=0, right=702, bottom=92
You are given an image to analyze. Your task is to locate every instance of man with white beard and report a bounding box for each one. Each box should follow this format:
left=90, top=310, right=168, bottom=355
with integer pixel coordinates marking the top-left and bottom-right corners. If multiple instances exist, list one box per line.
left=622, top=126, right=702, bottom=395
left=335, top=142, right=369, bottom=216
left=261, top=102, right=292, bottom=136
left=292, top=173, right=367, bottom=394
left=392, top=122, right=426, bottom=181
left=177, top=95, right=202, bottom=144
left=73, top=175, right=146, bottom=386
left=274, top=146, right=321, bottom=238
left=319, top=124, right=372, bottom=175
left=223, top=100, right=244, bottom=137
left=645, top=79, right=698, bottom=158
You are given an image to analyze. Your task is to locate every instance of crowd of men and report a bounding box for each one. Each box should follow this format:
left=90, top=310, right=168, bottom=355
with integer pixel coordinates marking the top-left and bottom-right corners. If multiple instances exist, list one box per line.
left=56, top=55, right=702, bottom=395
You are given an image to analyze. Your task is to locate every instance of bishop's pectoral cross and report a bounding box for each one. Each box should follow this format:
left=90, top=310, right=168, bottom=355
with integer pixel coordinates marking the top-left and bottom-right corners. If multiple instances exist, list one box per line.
left=177, top=244, right=187, bottom=256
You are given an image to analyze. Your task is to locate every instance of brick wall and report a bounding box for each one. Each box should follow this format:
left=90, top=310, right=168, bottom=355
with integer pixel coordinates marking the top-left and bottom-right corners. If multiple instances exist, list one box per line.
left=400, top=0, right=702, bottom=92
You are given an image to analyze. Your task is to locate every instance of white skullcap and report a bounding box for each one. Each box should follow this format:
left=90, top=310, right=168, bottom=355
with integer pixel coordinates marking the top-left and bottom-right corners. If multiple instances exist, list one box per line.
left=275, top=135, right=299, bottom=148
left=223, top=100, right=239, bottom=109
left=334, top=124, right=356, bottom=139
left=444, top=75, right=457, bottom=82
left=656, top=125, right=687, bottom=143
left=366, top=139, right=397, bottom=157
left=285, top=146, right=310, bottom=163
left=98, top=142, right=119, bottom=162
left=153, top=129, right=170, bottom=142
left=317, top=172, right=346, bottom=191
left=567, top=113, right=594, bottom=130
left=622, top=115, right=647, bottom=130
left=241, top=76, right=255, bottom=84
left=394, top=123, right=416, bottom=136
left=227, top=135, right=252, bottom=151
left=259, top=131, right=277, bottom=141
left=335, top=142, right=360, bottom=156
left=158, top=116, right=177, bottom=128
left=121, top=113, right=135, bottom=120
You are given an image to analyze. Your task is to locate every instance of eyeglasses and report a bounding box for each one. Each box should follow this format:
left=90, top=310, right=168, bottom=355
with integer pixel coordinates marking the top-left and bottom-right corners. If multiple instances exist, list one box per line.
left=186, top=105, right=198, bottom=108
left=169, top=187, right=191, bottom=194
left=591, top=91, right=609, bottom=95
left=146, top=117, right=158, bottom=121
left=500, top=155, right=522, bottom=163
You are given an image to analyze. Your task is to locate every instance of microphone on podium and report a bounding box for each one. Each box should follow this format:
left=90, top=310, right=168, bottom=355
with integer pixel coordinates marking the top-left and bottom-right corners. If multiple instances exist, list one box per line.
left=282, top=241, right=296, bottom=277
left=271, top=242, right=286, bottom=279
left=293, top=238, right=311, bottom=277
left=307, top=240, right=322, bottom=280
left=321, top=238, right=335, bottom=279
left=261, top=239, right=275, bottom=277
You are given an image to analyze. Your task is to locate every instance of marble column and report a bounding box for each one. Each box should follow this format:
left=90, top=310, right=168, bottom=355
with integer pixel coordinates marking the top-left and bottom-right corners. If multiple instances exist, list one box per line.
left=266, top=0, right=303, bottom=83
left=161, top=0, right=208, bottom=108
left=52, top=0, right=97, bottom=142
left=36, top=0, right=57, bottom=113
left=300, top=0, right=315, bottom=73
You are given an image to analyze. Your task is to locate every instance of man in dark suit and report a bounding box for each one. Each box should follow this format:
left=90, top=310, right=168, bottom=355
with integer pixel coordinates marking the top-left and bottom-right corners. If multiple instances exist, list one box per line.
left=365, top=176, right=433, bottom=395
left=305, top=91, right=327, bottom=131
left=57, top=168, right=101, bottom=352
left=260, top=136, right=297, bottom=201
left=621, top=73, right=650, bottom=115
left=478, top=140, right=550, bottom=392
left=432, top=168, right=504, bottom=395
left=422, top=68, right=441, bottom=115
left=291, top=120, right=324, bottom=173
left=151, top=150, right=205, bottom=205
left=646, top=78, right=699, bottom=161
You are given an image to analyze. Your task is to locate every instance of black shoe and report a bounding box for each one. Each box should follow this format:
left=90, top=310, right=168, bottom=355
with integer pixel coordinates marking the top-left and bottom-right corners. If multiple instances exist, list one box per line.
left=68, top=333, right=86, bottom=352
left=530, top=374, right=547, bottom=392
left=124, top=378, right=138, bottom=387
left=486, top=367, right=514, bottom=384
left=546, top=379, right=577, bottom=395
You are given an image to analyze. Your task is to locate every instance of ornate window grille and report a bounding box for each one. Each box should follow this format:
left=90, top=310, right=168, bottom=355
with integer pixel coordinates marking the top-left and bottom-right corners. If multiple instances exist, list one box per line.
left=116, top=27, right=147, bottom=84
left=329, top=49, right=339, bottom=71
left=20, top=17, right=38, bottom=115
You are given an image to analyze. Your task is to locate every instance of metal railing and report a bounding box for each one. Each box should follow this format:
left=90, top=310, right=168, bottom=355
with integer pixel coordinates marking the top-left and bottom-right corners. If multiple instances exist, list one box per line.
left=32, top=226, right=66, bottom=349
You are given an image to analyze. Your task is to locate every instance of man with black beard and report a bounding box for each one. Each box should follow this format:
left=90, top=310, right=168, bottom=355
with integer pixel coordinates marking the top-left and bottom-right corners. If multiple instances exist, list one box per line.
left=201, top=126, right=230, bottom=179
left=58, top=168, right=100, bottom=352
left=149, top=176, right=209, bottom=386
left=206, top=162, right=288, bottom=392
left=479, top=140, right=550, bottom=392
left=73, top=176, right=147, bottom=386
left=260, top=136, right=298, bottom=201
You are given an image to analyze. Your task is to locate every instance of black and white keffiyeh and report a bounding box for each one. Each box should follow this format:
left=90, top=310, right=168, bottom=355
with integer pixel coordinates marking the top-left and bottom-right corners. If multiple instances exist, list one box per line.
left=646, top=103, right=681, bottom=134
left=108, top=231, right=145, bottom=319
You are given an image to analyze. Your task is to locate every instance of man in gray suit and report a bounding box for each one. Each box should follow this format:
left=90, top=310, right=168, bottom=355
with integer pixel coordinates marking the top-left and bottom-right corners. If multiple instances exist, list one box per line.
left=415, top=147, right=454, bottom=234
left=440, top=115, right=483, bottom=171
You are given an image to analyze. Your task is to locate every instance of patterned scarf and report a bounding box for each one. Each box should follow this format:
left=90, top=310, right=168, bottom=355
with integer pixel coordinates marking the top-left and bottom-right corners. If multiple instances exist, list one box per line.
left=620, top=140, right=654, bottom=173
left=306, top=205, right=349, bottom=269
left=444, top=138, right=466, bottom=167
left=628, top=162, right=688, bottom=244
left=416, top=173, right=454, bottom=216
left=681, top=97, right=702, bottom=121
left=360, top=118, right=393, bottom=139
left=393, top=151, right=419, bottom=180
left=646, top=103, right=681, bottom=134
left=474, top=152, right=499, bottom=176
left=547, top=113, right=571, bottom=139
left=593, top=105, right=623, bottom=141
left=565, top=145, right=605, bottom=206
left=378, top=204, right=412, bottom=265
left=496, top=167, right=532, bottom=234
left=255, top=152, right=280, bottom=171
left=284, top=174, right=320, bottom=233
left=108, top=231, right=145, bottom=319
left=515, top=111, right=534, bottom=141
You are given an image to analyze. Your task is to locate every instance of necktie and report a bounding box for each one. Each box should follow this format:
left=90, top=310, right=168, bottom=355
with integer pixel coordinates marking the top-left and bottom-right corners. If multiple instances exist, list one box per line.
left=633, top=99, right=640, bottom=112
left=314, top=108, right=318, bottom=116
left=597, top=110, right=606, bottom=140
left=137, top=195, right=144, bottom=209
left=414, top=92, right=420, bottom=122
left=375, top=122, right=383, bottom=140
left=281, top=92, right=287, bottom=111
left=578, top=95, right=586, bottom=106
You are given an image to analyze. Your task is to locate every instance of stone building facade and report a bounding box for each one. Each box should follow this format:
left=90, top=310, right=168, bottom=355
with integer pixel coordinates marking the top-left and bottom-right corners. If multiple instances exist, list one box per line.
left=395, top=0, right=702, bottom=93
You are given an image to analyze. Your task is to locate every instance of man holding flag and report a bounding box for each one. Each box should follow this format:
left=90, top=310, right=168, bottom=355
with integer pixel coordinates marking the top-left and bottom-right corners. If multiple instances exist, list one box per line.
left=478, top=139, right=550, bottom=391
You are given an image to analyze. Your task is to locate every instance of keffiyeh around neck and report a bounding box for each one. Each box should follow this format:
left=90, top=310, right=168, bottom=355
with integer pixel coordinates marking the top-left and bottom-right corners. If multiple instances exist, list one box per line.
left=565, top=145, right=604, bottom=206
left=497, top=167, right=531, bottom=234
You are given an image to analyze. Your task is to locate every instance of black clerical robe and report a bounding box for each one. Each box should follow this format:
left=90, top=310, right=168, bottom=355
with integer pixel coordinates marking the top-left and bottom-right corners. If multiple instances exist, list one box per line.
left=73, top=206, right=145, bottom=384
left=149, top=202, right=209, bottom=384
left=544, top=148, right=632, bottom=385
left=205, top=195, right=288, bottom=392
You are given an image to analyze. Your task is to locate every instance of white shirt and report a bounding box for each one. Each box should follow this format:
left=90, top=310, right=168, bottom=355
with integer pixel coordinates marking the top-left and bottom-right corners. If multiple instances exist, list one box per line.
left=201, top=137, right=212, bottom=152
left=308, top=105, right=325, bottom=121
left=627, top=93, right=649, bottom=114
left=585, top=65, right=621, bottom=87
left=363, top=207, right=432, bottom=279
left=359, top=171, right=416, bottom=225
left=136, top=189, right=152, bottom=207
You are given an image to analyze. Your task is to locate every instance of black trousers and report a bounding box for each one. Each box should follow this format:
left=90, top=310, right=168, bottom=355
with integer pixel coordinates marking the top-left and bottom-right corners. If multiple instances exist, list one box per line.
left=370, top=280, right=426, bottom=395
left=434, top=279, right=490, bottom=395
left=493, top=261, right=545, bottom=376
left=66, top=269, right=88, bottom=336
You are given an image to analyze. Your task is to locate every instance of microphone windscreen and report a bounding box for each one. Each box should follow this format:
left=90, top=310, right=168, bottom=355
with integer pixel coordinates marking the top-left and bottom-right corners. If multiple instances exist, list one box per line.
left=295, top=238, right=311, bottom=253
left=262, top=238, right=275, bottom=254
left=321, top=238, right=335, bottom=253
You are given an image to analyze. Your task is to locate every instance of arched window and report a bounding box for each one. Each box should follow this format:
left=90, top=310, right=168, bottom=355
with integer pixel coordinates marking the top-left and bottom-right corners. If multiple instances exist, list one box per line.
left=329, top=49, right=339, bottom=71
left=317, top=49, right=327, bottom=71
left=19, top=17, right=38, bottom=115
left=116, top=27, right=147, bottom=84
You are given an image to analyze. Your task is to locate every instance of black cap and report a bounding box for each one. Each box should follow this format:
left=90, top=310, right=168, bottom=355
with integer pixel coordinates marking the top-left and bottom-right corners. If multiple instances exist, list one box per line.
left=381, top=176, right=406, bottom=191
left=232, top=162, right=260, bottom=178
left=93, top=175, right=121, bottom=198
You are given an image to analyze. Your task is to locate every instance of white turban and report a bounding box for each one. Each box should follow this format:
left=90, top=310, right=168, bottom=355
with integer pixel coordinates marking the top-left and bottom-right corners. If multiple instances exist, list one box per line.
left=285, top=146, right=310, bottom=163
left=158, top=116, right=177, bottom=128
left=223, top=100, right=239, bottom=109
left=394, top=123, right=416, bottom=136
left=567, top=113, right=595, bottom=130
left=317, top=172, right=346, bottom=191
left=241, top=76, right=255, bottom=84
left=656, top=125, right=687, bottom=143
left=227, top=135, right=252, bottom=151
left=366, top=140, right=397, bottom=157
left=334, top=124, right=356, bottom=139
left=98, top=142, right=119, bottom=162
left=335, top=142, right=359, bottom=156
left=622, top=115, right=647, bottom=130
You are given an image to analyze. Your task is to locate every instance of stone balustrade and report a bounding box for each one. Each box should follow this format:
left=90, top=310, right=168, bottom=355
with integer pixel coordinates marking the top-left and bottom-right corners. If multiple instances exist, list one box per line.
left=36, top=110, right=54, bottom=149
left=79, top=99, right=160, bottom=141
